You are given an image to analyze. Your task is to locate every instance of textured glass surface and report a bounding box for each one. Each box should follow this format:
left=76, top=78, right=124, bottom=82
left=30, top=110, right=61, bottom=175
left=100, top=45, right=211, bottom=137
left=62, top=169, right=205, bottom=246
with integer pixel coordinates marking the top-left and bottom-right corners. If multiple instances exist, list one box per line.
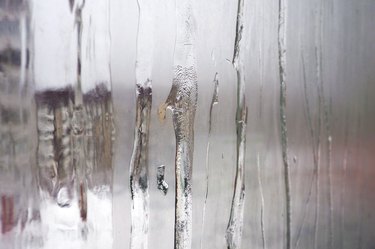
left=0, top=0, right=374, bottom=249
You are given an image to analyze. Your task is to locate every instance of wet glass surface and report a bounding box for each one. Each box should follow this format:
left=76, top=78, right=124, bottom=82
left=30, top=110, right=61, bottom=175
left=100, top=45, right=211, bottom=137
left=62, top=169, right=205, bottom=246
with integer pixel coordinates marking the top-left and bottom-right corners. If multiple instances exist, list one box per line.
left=0, top=0, right=374, bottom=248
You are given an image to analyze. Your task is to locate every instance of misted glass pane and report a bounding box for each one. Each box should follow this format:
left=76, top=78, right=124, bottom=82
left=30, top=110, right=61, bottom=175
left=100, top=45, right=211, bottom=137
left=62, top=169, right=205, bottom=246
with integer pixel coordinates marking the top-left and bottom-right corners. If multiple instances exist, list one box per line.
left=0, top=0, right=374, bottom=249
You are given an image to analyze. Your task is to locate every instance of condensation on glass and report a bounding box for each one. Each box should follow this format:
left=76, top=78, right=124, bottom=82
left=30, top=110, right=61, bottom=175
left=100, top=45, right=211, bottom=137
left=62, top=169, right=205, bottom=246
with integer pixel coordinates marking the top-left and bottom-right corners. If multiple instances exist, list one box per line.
left=0, top=0, right=374, bottom=249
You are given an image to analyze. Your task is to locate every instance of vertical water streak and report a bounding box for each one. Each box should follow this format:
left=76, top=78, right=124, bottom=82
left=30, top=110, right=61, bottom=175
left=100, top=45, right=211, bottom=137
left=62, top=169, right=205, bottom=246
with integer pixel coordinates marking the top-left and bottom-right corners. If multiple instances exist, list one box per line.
left=313, top=1, right=324, bottom=246
left=129, top=0, right=154, bottom=248
left=257, top=154, right=266, bottom=249
left=258, top=0, right=264, bottom=119
left=31, top=0, right=77, bottom=207
left=327, top=135, right=333, bottom=249
left=315, top=0, right=334, bottom=247
left=159, top=0, right=197, bottom=247
left=80, top=0, right=114, bottom=191
left=226, top=0, right=247, bottom=248
left=258, top=4, right=265, bottom=246
left=77, top=15, right=116, bottom=249
left=324, top=71, right=333, bottom=249
left=200, top=73, right=219, bottom=249
left=277, top=0, right=291, bottom=248
left=295, top=52, right=322, bottom=249
left=129, top=83, right=151, bottom=249
left=340, top=112, right=349, bottom=249
left=72, top=0, right=87, bottom=223
left=71, top=104, right=87, bottom=221
left=357, top=65, right=368, bottom=246
left=82, top=85, right=114, bottom=247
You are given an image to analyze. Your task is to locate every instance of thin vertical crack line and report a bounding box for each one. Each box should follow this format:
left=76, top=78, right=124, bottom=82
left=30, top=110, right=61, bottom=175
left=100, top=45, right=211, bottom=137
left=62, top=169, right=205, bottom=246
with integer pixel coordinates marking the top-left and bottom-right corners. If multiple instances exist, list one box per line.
left=355, top=115, right=364, bottom=249
left=359, top=75, right=371, bottom=249
left=257, top=154, right=266, bottom=249
left=328, top=110, right=333, bottom=247
left=313, top=0, right=324, bottom=246
left=200, top=73, right=219, bottom=249
left=294, top=52, right=319, bottom=249
left=258, top=0, right=264, bottom=119
left=340, top=111, right=349, bottom=249
left=226, top=0, right=247, bottom=248
left=277, top=0, right=291, bottom=248
left=327, top=124, right=333, bottom=249
left=108, top=1, right=117, bottom=195
left=315, top=0, right=334, bottom=247
left=258, top=3, right=265, bottom=247
left=129, top=0, right=153, bottom=248
left=318, top=5, right=334, bottom=249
